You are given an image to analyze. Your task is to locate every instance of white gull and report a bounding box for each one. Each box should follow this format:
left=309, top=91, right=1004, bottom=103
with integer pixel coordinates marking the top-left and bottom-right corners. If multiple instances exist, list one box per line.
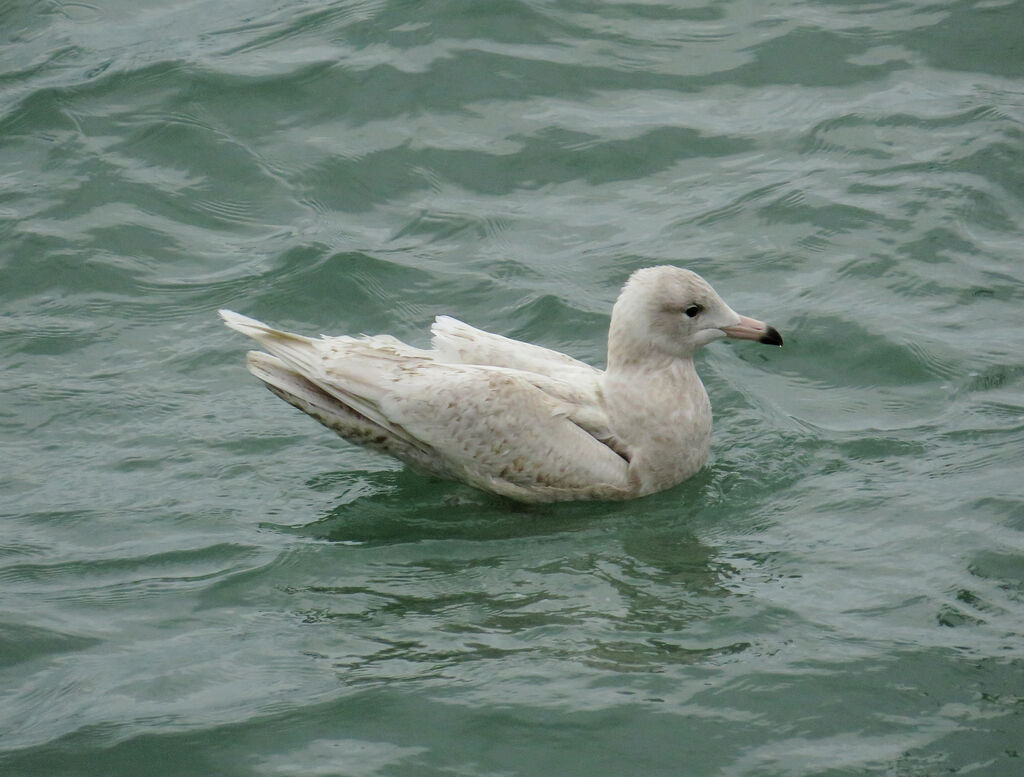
left=220, top=266, right=782, bottom=502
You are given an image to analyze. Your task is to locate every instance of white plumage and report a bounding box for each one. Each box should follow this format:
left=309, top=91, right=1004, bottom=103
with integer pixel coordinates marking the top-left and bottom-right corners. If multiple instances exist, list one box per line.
left=221, top=266, right=782, bottom=502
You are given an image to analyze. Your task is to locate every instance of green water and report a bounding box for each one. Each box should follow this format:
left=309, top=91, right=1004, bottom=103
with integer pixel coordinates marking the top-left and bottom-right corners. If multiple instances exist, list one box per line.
left=3, top=0, right=1024, bottom=774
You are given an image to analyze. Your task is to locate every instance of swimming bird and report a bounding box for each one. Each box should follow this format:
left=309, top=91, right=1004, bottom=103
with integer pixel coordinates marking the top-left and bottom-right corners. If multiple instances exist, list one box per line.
left=220, top=266, right=782, bottom=502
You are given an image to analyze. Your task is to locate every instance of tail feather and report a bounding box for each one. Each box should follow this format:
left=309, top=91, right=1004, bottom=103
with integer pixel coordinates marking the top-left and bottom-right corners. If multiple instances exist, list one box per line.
left=244, top=351, right=443, bottom=474
left=220, top=308, right=325, bottom=384
left=222, top=310, right=431, bottom=455
left=219, top=310, right=313, bottom=346
left=245, top=350, right=382, bottom=437
left=245, top=351, right=330, bottom=412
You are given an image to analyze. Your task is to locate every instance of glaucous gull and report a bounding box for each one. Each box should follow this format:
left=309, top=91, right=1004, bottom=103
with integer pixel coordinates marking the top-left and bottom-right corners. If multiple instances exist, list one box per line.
left=221, top=266, right=782, bottom=502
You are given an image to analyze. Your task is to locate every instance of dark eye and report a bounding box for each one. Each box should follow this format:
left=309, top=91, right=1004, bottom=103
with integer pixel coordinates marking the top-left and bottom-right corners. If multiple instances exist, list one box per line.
left=685, top=304, right=703, bottom=318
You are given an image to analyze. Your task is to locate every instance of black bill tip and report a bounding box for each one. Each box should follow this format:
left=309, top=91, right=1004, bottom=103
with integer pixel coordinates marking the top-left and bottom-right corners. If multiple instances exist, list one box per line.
left=759, top=326, right=783, bottom=347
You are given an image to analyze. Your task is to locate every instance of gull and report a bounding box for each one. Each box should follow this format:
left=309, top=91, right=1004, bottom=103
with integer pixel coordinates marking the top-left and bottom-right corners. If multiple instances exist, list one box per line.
left=220, top=266, right=782, bottom=502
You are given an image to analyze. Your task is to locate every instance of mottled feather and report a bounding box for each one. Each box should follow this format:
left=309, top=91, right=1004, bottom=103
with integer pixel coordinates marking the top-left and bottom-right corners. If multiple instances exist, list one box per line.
left=221, top=266, right=781, bottom=502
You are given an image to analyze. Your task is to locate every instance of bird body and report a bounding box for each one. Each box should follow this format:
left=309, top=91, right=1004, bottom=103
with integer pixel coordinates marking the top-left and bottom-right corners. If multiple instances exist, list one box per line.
left=221, top=266, right=781, bottom=502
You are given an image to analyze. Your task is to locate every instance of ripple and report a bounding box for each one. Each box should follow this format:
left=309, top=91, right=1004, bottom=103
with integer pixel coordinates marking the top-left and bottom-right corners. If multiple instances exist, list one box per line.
left=0, top=622, right=100, bottom=669
left=389, top=207, right=513, bottom=245
left=2, top=0, right=1023, bottom=772
left=0, top=543, right=264, bottom=598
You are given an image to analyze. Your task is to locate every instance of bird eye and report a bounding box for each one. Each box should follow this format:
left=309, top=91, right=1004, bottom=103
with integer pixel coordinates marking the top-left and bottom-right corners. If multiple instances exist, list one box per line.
left=685, top=304, right=703, bottom=318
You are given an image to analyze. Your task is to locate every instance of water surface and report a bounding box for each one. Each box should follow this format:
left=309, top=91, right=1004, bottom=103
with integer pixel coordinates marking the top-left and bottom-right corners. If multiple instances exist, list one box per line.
left=2, top=1, right=1023, bottom=775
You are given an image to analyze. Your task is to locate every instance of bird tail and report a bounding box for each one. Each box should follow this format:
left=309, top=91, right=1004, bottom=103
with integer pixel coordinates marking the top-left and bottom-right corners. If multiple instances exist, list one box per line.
left=219, top=309, right=326, bottom=379
left=219, top=309, right=313, bottom=347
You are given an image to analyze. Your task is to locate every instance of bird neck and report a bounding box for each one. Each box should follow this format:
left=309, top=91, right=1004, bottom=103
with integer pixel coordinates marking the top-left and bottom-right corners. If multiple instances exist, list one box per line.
left=605, top=313, right=696, bottom=372
left=601, top=356, right=712, bottom=496
left=603, top=354, right=702, bottom=400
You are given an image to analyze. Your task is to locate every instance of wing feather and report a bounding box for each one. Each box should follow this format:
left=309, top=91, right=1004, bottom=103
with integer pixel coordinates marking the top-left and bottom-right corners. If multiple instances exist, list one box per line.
left=372, top=368, right=630, bottom=496
left=221, top=310, right=632, bottom=500
left=431, top=315, right=601, bottom=382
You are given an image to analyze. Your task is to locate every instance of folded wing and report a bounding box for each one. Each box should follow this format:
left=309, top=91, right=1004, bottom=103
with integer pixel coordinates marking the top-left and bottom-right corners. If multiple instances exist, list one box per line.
left=431, top=315, right=601, bottom=383
left=220, top=311, right=631, bottom=501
